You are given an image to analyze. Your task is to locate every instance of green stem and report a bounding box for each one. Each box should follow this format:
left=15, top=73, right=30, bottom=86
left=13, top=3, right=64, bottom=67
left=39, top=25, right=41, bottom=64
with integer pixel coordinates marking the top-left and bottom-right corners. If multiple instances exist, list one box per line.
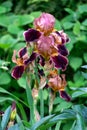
left=49, top=89, right=55, bottom=130
left=34, top=60, right=44, bottom=118
left=26, top=77, right=35, bottom=125
left=39, top=89, right=44, bottom=118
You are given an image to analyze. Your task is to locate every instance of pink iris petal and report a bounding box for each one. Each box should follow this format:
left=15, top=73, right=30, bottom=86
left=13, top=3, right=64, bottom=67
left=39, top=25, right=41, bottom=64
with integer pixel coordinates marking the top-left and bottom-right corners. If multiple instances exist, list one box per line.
left=24, top=52, right=38, bottom=65
left=18, top=47, right=27, bottom=58
left=11, top=66, right=24, bottom=79
left=37, top=35, right=57, bottom=59
left=23, top=29, right=41, bottom=42
left=58, top=44, right=69, bottom=56
left=59, top=90, right=71, bottom=102
left=34, top=13, right=55, bottom=34
left=51, top=54, right=68, bottom=71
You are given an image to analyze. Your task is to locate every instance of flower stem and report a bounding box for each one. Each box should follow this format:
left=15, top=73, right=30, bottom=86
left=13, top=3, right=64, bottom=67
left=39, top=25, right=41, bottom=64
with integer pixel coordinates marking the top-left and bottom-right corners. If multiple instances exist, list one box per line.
left=34, top=60, right=44, bottom=118
left=49, top=89, right=55, bottom=130
left=26, top=77, right=35, bottom=125
left=39, top=89, right=44, bottom=118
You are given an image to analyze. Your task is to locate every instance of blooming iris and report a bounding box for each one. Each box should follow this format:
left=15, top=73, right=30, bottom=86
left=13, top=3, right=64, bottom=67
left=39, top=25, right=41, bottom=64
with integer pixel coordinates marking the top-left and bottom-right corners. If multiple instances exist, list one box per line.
left=47, top=70, right=71, bottom=101
left=11, top=47, right=27, bottom=79
left=23, top=13, right=69, bottom=71
left=11, top=13, right=71, bottom=101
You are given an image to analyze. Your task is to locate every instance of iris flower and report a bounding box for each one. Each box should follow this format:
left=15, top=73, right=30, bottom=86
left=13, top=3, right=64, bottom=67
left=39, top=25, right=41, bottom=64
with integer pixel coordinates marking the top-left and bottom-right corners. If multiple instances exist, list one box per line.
left=11, top=47, right=28, bottom=79
left=47, top=70, right=71, bottom=101
left=11, top=12, right=71, bottom=101
left=23, top=13, right=69, bottom=71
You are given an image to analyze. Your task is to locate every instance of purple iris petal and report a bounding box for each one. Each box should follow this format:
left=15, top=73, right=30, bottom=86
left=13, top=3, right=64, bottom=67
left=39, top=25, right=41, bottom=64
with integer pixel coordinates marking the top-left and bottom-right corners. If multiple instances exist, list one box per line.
left=11, top=101, right=16, bottom=111
left=59, top=90, right=71, bottom=102
left=45, top=84, right=49, bottom=88
left=39, top=55, right=45, bottom=66
left=11, top=66, right=24, bottom=79
left=18, top=47, right=27, bottom=58
left=24, top=52, right=38, bottom=65
left=38, top=68, right=45, bottom=76
left=51, top=54, right=68, bottom=71
left=23, top=29, right=41, bottom=42
left=0, top=111, right=4, bottom=116
left=58, top=44, right=69, bottom=56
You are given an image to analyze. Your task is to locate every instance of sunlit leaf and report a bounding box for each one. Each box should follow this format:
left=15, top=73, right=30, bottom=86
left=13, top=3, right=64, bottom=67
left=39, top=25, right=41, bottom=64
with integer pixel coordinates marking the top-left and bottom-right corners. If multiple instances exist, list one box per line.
left=70, top=57, right=82, bottom=71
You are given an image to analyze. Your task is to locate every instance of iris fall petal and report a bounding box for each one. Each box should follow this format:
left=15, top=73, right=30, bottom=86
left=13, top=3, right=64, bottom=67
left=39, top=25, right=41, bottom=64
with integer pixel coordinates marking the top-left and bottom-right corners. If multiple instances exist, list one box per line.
left=58, top=44, right=69, bottom=56
left=24, top=52, right=38, bottom=65
left=18, top=47, right=27, bottom=58
left=59, top=90, right=71, bottom=101
left=51, top=54, right=68, bottom=71
left=11, top=66, right=24, bottom=79
left=23, top=29, right=41, bottom=42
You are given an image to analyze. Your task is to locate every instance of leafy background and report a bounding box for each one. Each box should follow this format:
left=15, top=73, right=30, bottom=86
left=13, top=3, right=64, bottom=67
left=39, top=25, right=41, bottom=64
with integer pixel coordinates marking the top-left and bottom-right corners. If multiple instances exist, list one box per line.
left=0, top=0, right=87, bottom=130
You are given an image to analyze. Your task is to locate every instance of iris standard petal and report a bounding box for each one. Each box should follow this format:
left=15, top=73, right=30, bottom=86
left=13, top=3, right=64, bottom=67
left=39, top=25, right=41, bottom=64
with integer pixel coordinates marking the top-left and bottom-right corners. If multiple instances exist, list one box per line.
left=23, top=29, right=41, bottom=42
left=59, top=90, right=71, bottom=101
left=24, top=52, right=38, bottom=65
left=34, top=13, right=55, bottom=34
left=51, top=54, right=68, bottom=71
left=58, top=44, right=69, bottom=56
left=11, top=66, right=24, bottom=79
left=18, top=47, right=27, bottom=58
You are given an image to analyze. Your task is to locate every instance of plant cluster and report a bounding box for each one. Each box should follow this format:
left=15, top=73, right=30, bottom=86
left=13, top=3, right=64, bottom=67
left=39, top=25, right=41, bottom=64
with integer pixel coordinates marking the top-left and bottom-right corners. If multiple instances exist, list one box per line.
left=0, top=0, right=87, bottom=130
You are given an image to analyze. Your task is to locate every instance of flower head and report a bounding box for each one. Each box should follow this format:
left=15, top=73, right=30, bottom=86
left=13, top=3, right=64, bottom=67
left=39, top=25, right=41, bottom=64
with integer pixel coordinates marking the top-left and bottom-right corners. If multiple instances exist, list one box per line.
left=23, top=13, right=69, bottom=71
left=11, top=47, right=28, bottom=79
left=47, top=70, right=71, bottom=101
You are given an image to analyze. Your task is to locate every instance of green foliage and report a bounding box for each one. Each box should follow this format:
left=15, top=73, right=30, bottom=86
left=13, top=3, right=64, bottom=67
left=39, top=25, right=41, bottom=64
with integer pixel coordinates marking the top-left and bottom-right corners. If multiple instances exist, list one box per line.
left=0, top=0, right=87, bottom=130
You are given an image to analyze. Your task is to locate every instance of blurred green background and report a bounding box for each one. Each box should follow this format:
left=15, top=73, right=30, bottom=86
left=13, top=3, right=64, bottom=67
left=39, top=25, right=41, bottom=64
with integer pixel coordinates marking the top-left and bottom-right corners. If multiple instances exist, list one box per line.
left=0, top=0, right=87, bottom=129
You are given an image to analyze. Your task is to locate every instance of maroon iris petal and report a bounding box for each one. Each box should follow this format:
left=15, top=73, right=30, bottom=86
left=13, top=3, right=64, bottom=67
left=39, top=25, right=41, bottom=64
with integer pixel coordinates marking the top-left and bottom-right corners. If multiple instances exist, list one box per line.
left=0, top=111, right=4, bottom=116
left=11, top=101, right=16, bottom=111
left=23, top=29, right=41, bottom=42
left=45, top=84, right=49, bottom=88
left=59, top=90, right=71, bottom=102
left=58, top=44, right=69, bottom=56
left=38, top=68, right=45, bottom=76
left=24, top=52, right=38, bottom=65
left=51, top=54, right=68, bottom=71
left=18, top=47, right=27, bottom=58
left=61, top=38, right=66, bottom=44
left=11, top=66, right=24, bottom=79
left=39, top=55, right=45, bottom=66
